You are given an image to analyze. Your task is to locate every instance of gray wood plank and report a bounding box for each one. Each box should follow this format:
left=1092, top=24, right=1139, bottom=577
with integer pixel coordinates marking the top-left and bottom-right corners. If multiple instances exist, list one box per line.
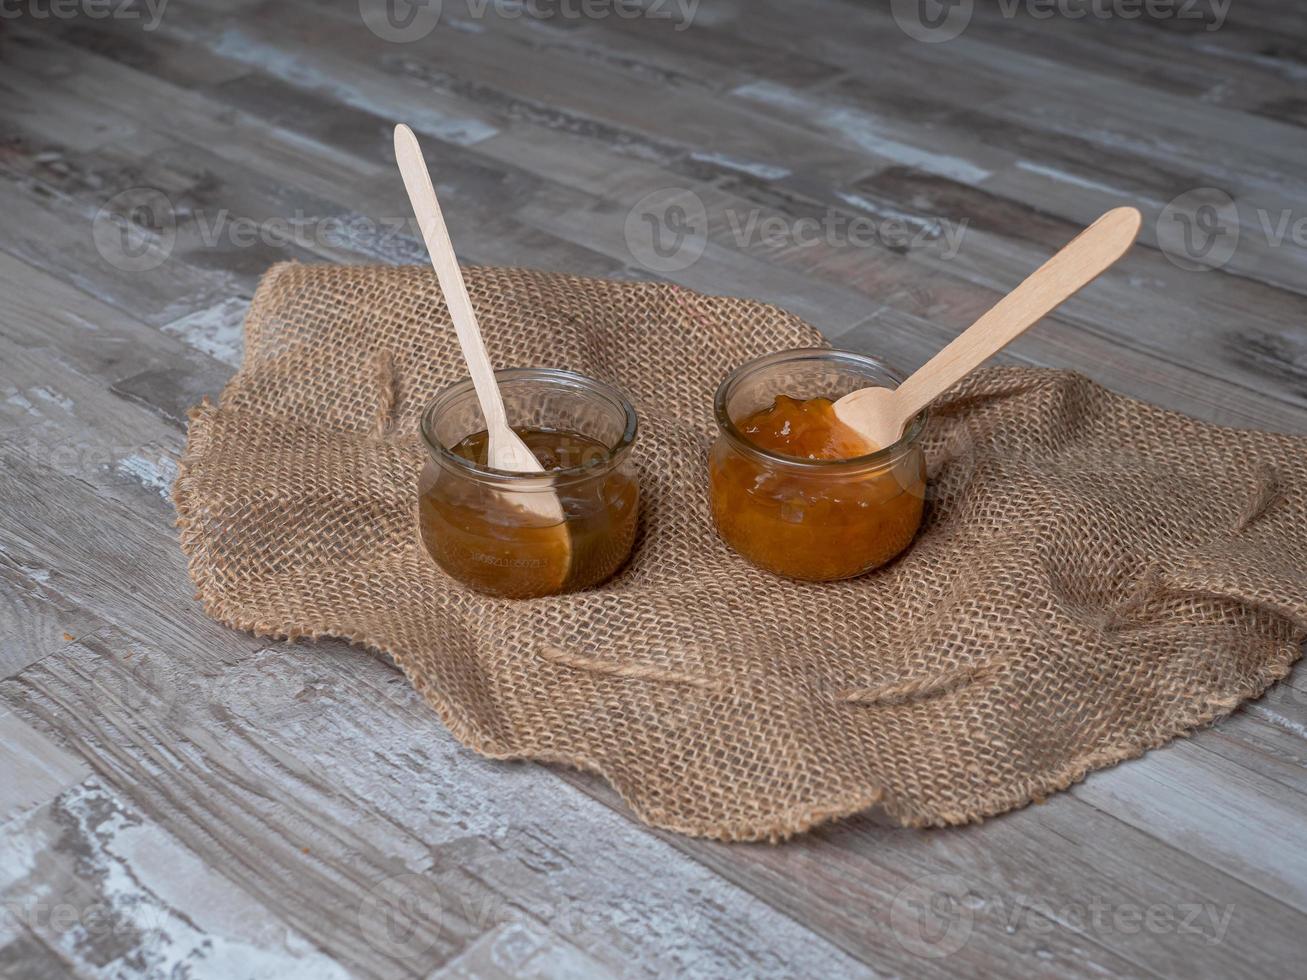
left=556, top=734, right=1307, bottom=980
left=41, top=2, right=1307, bottom=420
left=0, top=714, right=90, bottom=827
left=1, top=22, right=628, bottom=278
left=1, top=620, right=877, bottom=979
left=1073, top=737, right=1307, bottom=914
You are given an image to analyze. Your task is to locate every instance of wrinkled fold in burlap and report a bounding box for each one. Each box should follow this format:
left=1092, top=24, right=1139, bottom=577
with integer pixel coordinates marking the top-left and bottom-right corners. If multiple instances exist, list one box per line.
left=176, top=263, right=1307, bottom=841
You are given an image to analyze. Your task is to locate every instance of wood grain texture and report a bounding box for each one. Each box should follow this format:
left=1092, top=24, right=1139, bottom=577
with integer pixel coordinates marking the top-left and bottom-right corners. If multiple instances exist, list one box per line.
left=1, top=1, right=1305, bottom=976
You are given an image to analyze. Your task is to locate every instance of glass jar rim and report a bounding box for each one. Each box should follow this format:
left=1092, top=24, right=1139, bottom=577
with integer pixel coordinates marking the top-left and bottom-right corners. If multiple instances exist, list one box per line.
left=713, top=347, right=928, bottom=469
left=419, top=367, right=639, bottom=485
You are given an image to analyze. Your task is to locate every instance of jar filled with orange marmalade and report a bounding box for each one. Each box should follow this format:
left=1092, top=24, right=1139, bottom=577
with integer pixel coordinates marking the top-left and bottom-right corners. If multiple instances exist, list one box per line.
left=418, top=368, right=639, bottom=598
left=710, top=349, right=927, bottom=581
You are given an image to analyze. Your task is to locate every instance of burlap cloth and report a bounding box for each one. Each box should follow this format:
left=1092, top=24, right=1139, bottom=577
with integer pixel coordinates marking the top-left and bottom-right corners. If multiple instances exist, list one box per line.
left=175, top=262, right=1307, bottom=841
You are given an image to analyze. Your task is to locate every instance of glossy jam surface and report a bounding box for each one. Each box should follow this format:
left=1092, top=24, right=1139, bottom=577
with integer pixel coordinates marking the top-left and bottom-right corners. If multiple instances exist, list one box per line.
left=737, top=394, right=876, bottom=461
left=418, top=428, right=637, bottom=598
left=710, top=395, right=925, bottom=581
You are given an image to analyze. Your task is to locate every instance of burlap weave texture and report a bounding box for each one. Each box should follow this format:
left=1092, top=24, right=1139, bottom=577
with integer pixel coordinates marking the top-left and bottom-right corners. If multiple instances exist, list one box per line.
left=176, top=262, right=1307, bottom=840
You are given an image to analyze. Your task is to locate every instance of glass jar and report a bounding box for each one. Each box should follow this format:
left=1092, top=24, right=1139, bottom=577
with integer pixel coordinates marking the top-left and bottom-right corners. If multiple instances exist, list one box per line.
left=709, top=348, right=927, bottom=581
left=418, top=368, right=639, bottom=598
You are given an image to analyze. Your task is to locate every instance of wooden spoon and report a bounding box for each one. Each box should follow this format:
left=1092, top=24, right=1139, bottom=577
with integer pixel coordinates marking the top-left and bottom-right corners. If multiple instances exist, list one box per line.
left=834, top=206, right=1142, bottom=448
left=394, top=123, right=566, bottom=527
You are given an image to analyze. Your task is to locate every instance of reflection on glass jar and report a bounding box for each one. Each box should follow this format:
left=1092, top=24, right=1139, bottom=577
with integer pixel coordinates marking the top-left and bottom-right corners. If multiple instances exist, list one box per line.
left=710, top=349, right=927, bottom=581
left=418, top=368, right=639, bottom=598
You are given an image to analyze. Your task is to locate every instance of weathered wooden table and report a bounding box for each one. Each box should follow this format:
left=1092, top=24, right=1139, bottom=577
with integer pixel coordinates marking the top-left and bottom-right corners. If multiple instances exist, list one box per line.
left=3, top=1, right=1305, bottom=976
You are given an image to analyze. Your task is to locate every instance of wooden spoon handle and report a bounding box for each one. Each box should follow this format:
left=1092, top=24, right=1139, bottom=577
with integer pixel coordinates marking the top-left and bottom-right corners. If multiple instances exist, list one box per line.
left=394, top=123, right=511, bottom=435
left=893, top=206, right=1142, bottom=420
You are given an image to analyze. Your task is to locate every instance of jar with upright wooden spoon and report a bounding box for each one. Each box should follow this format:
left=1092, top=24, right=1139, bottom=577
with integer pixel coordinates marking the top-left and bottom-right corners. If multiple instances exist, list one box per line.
left=419, top=368, right=640, bottom=598
left=709, top=349, right=927, bottom=581
left=397, top=122, right=638, bottom=596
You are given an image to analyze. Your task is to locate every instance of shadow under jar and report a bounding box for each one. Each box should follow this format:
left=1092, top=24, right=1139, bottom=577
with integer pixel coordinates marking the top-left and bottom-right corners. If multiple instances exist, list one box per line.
left=710, top=349, right=928, bottom=581
left=418, top=368, right=639, bottom=599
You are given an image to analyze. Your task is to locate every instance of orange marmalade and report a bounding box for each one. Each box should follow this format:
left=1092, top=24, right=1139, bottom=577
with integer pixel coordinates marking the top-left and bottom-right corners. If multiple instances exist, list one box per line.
left=710, top=394, right=925, bottom=580
left=419, top=427, right=638, bottom=598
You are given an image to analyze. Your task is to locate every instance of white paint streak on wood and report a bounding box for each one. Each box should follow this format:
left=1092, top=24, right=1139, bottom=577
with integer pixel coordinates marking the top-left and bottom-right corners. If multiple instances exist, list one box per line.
left=731, top=81, right=993, bottom=184
left=1014, top=160, right=1138, bottom=200
left=836, top=191, right=945, bottom=233
left=5, top=390, right=39, bottom=417
left=30, top=387, right=77, bottom=414
left=205, top=28, right=500, bottom=147
left=1246, top=702, right=1307, bottom=742
left=318, top=212, right=430, bottom=266
left=160, top=298, right=248, bottom=367
left=61, top=310, right=100, bottom=332
left=1189, top=41, right=1307, bottom=84
left=0, top=780, right=353, bottom=980
left=688, top=151, right=791, bottom=181
left=114, top=454, right=179, bottom=502
left=6, top=562, right=50, bottom=587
